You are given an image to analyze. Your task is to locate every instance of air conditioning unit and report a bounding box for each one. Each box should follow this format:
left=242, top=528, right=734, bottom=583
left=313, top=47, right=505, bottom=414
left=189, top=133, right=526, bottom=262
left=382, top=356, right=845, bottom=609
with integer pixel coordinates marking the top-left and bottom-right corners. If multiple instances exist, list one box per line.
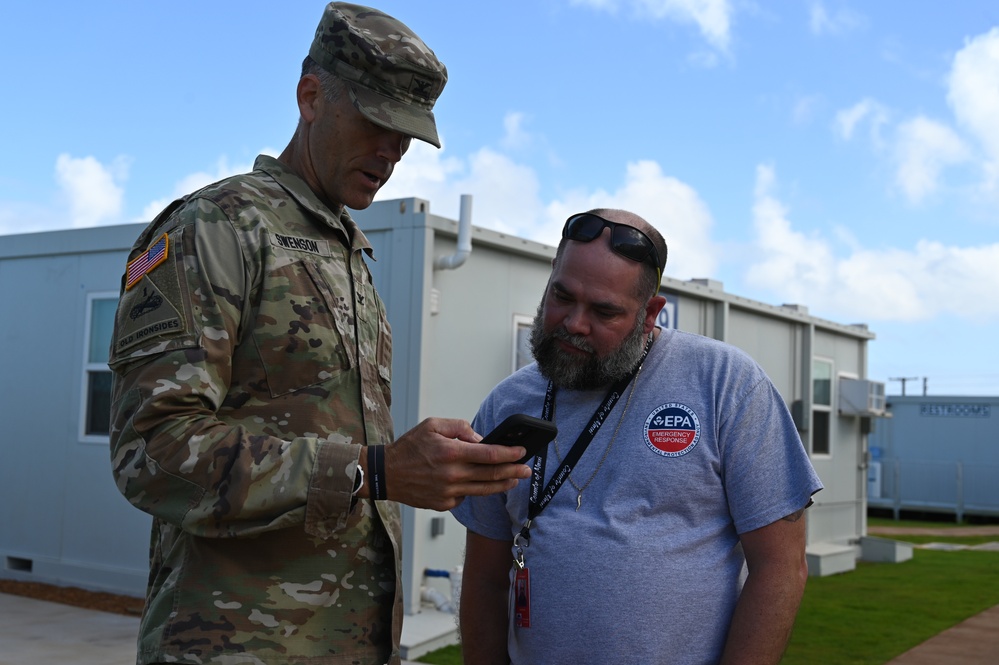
left=839, top=378, right=888, bottom=417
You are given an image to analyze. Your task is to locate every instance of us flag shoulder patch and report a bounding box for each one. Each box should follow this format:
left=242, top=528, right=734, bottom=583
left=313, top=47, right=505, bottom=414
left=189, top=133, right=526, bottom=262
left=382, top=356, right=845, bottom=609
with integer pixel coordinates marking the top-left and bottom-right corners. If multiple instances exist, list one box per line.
left=125, top=233, right=169, bottom=290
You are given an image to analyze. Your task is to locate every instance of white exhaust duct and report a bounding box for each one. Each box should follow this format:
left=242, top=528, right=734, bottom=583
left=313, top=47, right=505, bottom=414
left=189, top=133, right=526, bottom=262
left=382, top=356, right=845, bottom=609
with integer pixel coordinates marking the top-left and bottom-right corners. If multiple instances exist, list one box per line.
left=434, top=194, right=473, bottom=270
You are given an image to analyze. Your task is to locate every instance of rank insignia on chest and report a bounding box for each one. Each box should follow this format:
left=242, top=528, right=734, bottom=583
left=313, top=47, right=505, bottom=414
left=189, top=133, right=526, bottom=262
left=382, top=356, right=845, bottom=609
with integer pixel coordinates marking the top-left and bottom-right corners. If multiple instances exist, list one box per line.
left=126, top=233, right=169, bottom=290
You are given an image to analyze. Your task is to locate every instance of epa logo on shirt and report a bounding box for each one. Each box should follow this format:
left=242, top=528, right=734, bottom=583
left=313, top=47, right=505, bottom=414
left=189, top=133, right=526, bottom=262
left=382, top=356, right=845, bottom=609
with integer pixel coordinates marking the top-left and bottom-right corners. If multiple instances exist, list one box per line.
left=644, top=403, right=700, bottom=457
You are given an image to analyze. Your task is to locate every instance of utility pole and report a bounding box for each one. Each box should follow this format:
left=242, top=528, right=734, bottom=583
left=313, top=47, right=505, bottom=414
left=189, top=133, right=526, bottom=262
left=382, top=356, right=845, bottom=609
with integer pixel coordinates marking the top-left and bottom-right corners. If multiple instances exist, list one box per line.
left=889, top=376, right=920, bottom=396
left=922, top=377, right=928, bottom=396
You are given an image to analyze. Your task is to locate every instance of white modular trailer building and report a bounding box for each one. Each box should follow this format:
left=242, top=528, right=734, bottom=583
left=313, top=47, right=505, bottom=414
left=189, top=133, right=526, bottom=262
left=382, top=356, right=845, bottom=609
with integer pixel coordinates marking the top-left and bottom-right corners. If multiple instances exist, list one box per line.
left=0, top=223, right=153, bottom=594
left=868, top=394, right=999, bottom=521
left=658, top=281, right=890, bottom=576
left=0, top=197, right=885, bottom=655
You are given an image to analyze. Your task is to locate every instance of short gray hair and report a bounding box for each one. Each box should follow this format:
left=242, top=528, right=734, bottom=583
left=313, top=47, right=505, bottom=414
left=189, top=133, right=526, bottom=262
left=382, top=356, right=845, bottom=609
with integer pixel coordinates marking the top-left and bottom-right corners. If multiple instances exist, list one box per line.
left=301, top=55, right=345, bottom=103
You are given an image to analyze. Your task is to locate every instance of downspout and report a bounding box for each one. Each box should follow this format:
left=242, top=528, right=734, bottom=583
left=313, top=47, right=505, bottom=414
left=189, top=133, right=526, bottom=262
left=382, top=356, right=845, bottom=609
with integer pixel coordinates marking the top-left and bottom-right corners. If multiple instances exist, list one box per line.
left=434, top=194, right=473, bottom=270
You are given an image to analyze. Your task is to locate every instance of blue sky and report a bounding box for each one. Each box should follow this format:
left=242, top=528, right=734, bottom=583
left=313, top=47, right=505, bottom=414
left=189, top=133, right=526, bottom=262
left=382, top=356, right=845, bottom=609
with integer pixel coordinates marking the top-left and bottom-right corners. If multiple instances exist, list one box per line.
left=3, top=1, right=998, bottom=395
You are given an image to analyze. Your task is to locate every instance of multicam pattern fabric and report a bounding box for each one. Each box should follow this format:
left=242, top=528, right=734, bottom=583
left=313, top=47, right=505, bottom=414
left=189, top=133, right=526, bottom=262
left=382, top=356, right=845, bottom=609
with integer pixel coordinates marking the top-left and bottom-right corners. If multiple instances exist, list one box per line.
left=309, top=2, right=447, bottom=147
left=109, top=155, right=402, bottom=665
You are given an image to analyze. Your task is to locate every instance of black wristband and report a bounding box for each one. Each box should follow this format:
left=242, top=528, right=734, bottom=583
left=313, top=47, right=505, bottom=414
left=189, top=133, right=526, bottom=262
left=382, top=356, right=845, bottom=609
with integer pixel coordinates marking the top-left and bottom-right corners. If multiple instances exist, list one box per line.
left=368, top=445, right=388, bottom=501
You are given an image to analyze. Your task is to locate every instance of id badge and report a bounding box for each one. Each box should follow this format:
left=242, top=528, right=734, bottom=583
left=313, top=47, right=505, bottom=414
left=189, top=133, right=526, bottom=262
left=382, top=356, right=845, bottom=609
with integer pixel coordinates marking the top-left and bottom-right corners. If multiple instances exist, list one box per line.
left=514, top=567, right=531, bottom=628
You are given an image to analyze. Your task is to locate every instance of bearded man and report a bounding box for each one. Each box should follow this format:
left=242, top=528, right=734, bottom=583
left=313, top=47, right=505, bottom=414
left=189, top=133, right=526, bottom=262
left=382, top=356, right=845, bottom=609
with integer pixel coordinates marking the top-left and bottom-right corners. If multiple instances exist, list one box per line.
left=452, top=208, right=823, bottom=665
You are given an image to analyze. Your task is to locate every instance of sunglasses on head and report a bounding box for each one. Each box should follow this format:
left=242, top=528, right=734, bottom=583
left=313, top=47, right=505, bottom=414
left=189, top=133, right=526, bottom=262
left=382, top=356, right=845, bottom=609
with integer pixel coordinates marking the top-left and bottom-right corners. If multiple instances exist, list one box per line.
left=562, top=213, right=664, bottom=284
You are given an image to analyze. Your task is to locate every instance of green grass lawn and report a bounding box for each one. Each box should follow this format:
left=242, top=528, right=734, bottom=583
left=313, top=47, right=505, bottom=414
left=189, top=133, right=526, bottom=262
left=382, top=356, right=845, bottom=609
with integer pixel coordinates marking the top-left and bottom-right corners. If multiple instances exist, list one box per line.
left=417, top=521, right=999, bottom=664
left=782, top=549, right=999, bottom=664
left=416, top=644, right=462, bottom=665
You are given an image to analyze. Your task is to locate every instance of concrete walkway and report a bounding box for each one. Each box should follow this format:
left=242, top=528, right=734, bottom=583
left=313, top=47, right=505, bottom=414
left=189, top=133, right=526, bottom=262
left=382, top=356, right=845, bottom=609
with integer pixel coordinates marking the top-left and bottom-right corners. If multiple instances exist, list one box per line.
left=0, top=592, right=139, bottom=665
left=0, top=592, right=423, bottom=665
left=868, top=523, right=999, bottom=663
left=3, top=547, right=999, bottom=665
left=3, top=590, right=998, bottom=664
left=884, top=604, right=999, bottom=664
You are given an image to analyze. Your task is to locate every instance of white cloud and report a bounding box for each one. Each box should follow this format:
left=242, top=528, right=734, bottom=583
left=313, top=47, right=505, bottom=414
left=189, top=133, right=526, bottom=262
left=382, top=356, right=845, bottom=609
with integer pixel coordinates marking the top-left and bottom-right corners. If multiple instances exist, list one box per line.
left=381, top=141, right=717, bottom=280
left=500, top=112, right=533, bottom=152
left=828, top=28, right=999, bottom=209
left=455, top=150, right=546, bottom=235
left=893, top=116, right=969, bottom=204
left=809, top=1, right=865, bottom=36
left=54, top=154, right=127, bottom=228
left=947, top=27, right=999, bottom=193
left=138, top=153, right=270, bottom=223
left=2, top=150, right=280, bottom=234
left=571, top=0, right=732, bottom=52
left=686, top=49, right=721, bottom=68
left=0, top=201, right=62, bottom=236
left=842, top=241, right=999, bottom=322
left=545, top=160, right=718, bottom=280
left=377, top=139, right=544, bottom=235
left=0, top=152, right=135, bottom=234
left=375, top=139, right=465, bottom=208
left=746, top=164, right=837, bottom=301
left=746, top=164, right=999, bottom=323
left=793, top=95, right=822, bottom=126
left=834, top=98, right=889, bottom=145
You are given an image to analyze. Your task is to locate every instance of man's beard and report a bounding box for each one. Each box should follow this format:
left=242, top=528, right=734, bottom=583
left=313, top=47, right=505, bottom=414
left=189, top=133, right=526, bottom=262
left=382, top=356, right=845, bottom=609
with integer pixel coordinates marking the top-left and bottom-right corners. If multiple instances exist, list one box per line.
left=529, top=299, right=648, bottom=391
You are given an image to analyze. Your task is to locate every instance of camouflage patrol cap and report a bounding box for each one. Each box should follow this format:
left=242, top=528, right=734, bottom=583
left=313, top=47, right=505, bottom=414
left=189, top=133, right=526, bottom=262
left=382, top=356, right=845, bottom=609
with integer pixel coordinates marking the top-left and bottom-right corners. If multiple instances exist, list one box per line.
left=310, top=2, right=448, bottom=148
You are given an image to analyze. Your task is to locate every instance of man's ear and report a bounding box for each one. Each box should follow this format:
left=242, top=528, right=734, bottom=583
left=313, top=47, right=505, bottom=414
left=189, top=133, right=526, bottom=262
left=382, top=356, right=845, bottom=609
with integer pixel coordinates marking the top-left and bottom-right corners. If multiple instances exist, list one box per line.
left=297, top=75, right=322, bottom=124
left=643, top=295, right=667, bottom=334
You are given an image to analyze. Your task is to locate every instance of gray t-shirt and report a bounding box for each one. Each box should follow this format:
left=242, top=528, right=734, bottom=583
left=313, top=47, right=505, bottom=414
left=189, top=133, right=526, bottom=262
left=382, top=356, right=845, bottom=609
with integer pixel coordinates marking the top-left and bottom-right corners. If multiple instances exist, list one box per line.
left=452, top=329, right=822, bottom=665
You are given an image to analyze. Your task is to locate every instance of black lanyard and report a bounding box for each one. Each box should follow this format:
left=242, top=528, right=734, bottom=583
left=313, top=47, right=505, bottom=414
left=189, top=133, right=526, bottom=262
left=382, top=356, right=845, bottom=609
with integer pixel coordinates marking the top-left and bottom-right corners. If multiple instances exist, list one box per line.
left=514, top=333, right=653, bottom=564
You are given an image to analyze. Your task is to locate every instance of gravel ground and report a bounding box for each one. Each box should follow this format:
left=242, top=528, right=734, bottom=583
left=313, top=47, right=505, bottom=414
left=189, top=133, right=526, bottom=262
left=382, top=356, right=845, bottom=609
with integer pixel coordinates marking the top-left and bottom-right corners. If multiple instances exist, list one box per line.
left=868, top=525, right=999, bottom=537
left=0, top=579, right=143, bottom=616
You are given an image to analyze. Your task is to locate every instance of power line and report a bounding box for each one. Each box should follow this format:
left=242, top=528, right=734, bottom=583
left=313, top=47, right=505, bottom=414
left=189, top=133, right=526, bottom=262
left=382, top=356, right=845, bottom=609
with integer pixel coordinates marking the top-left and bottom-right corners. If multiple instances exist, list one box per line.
left=888, top=376, right=920, bottom=396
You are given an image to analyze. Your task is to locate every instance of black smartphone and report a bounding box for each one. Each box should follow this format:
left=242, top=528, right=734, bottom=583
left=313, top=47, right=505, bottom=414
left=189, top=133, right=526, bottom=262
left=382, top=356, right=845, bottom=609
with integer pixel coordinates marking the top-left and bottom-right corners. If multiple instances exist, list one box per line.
left=480, top=414, right=557, bottom=464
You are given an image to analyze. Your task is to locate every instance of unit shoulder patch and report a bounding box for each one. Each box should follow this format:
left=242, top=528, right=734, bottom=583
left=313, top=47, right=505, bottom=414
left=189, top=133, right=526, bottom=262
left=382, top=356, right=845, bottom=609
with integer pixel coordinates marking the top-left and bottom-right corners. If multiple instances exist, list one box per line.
left=114, top=277, right=186, bottom=355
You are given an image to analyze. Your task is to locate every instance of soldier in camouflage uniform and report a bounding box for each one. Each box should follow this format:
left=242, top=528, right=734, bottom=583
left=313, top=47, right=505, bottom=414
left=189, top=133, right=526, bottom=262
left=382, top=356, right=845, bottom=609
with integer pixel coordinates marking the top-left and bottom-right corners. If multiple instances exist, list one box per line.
left=108, top=5, right=531, bottom=664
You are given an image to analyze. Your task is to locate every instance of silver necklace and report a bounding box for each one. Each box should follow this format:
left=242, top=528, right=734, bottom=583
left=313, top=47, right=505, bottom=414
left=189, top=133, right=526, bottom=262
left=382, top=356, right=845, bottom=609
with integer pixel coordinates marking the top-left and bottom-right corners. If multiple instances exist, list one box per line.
left=552, top=360, right=644, bottom=511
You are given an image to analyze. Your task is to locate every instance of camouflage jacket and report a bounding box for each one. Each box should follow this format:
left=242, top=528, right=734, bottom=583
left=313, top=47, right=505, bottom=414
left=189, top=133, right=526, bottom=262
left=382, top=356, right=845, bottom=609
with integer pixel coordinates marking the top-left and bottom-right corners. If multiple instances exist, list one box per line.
left=109, top=155, right=402, bottom=665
